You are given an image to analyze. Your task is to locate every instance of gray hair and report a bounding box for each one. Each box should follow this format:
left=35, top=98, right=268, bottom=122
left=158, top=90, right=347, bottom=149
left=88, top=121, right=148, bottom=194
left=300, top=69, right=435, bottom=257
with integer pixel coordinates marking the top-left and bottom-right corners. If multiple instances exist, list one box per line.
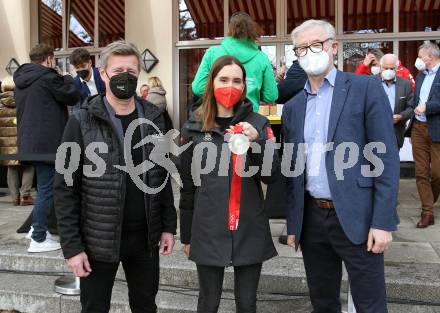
left=291, top=20, right=336, bottom=48
left=380, top=54, right=399, bottom=67
left=418, top=41, right=440, bottom=59
left=99, top=40, right=142, bottom=72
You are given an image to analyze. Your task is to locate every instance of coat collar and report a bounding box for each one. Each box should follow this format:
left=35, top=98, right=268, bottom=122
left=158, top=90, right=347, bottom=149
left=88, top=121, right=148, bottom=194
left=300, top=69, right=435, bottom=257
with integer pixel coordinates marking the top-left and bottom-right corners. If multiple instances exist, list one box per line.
left=185, top=99, right=253, bottom=135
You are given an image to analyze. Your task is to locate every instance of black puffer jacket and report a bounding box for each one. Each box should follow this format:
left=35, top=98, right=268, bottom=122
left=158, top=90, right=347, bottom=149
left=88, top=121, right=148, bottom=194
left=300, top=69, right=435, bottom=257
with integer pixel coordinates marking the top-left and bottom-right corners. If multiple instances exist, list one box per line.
left=179, top=100, right=280, bottom=267
left=54, top=95, right=177, bottom=262
left=13, top=63, right=80, bottom=161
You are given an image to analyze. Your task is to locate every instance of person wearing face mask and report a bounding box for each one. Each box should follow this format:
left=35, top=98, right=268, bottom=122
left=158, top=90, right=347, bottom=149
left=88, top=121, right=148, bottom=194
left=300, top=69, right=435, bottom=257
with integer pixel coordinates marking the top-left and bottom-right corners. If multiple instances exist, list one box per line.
left=54, top=40, right=177, bottom=313
left=191, top=12, right=278, bottom=112
left=283, top=20, right=400, bottom=313
left=356, top=49, right=416, bottom=90
left=406, top=41, right=440, bottom=229
left=378, top=54, right=415, bottom=149
left=13, top=44, right=80, bottom=253
left=70, top=48, right=106, bottom=111
left=179, top=55, right=280, bottom=313
left=355, top=49, right=384, bottom=76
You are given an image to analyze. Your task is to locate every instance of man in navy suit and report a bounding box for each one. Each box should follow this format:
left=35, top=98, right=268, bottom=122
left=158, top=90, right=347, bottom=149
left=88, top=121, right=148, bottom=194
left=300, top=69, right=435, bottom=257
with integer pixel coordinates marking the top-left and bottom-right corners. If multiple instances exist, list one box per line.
left=283, top=20, right=400, bottom=313
left=407, top=41, right=440, bottom=228
left=70, top=48, right=106, bottom=111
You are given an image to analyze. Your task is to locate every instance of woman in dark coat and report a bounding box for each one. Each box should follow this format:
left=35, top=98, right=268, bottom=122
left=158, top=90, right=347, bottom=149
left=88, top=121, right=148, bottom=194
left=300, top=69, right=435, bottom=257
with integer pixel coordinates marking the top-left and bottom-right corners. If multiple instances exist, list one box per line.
left=179, top=55, right=280, bottom=313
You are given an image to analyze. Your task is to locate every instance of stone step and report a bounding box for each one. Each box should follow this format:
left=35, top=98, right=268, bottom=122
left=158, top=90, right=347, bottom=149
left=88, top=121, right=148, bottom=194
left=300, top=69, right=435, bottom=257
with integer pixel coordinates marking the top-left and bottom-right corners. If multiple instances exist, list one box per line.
left=1, top=242, right=440, bottom=305
left=0, top=273, right=439, bottom=313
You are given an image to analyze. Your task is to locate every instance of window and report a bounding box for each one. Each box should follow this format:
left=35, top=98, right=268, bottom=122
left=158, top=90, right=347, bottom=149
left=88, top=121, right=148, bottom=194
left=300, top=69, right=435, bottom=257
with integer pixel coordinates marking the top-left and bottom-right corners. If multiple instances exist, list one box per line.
left=38, top=0, right=125, bottom=50
left=229, top=0, right=276, bottom=37
left=39, top=0, right=63, bottom=50
left=68, top=0, right=95, bottom=48
left=174, top=0, right=440, bottom=129
left=179, top=48, right=208, bottom=126
left=179, top=0, right=224, bottom=40
left=286, top=0, right=335, bottom=35
left=261, top=45, right=277, bottom=72
left=343, top=41, right=393, bottom=72
left=399, top=40, right=424, bottom=78
left=99, top=0, right=125, bottom=46
left=399, top=0, right=440, bottom=32
left=343, top=0, right=393, bottom=34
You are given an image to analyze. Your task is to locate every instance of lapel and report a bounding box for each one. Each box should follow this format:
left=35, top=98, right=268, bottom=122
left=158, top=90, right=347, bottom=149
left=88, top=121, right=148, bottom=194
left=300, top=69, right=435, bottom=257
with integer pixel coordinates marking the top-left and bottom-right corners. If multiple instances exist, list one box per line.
left=428, top=69, right=440, bottom=100
left=394, top=78, right=403, bottom=114
left=327, top=71, right=350, bottom=142
left=93, top=67, right=105, bottom=94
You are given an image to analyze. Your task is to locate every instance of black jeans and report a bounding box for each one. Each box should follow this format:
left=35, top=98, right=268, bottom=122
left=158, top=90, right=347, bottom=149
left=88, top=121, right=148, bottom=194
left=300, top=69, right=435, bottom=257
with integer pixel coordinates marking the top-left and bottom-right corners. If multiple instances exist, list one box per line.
left=80, top=230, right=159, bottom=313
left=196, top=263, right=262, bottom=313
left=301, top=196, right=387, bottom=313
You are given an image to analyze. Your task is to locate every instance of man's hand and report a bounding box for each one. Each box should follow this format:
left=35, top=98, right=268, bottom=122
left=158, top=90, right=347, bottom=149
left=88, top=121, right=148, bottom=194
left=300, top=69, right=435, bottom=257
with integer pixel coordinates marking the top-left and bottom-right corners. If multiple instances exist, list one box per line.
left=367, top=228, right=393, bottom=254
left=363, top=53, right=376, bottom=67
left=183, top=244, right=190, bottom=257
left=159, top=232, right=175, bottom=255
left=287, top=235, right=301, bottom=250
left=67, top=252, right=92, bottom=277
left=415, top=103, right=426, bottom=115
left=393, top=114, right=403, bottom=124
left=276, top=69, right=286, bottom=82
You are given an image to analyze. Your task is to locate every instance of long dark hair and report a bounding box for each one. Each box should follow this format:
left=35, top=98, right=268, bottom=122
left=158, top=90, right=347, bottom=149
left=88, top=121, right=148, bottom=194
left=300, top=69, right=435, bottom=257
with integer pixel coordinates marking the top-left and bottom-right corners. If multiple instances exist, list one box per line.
left=196, top=56, right=247, bottom=131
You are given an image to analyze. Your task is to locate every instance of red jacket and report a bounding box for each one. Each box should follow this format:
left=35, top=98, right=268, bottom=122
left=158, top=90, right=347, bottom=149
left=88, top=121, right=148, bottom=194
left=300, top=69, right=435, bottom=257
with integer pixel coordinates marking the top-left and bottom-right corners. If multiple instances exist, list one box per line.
left=355, top=63, right=415, bottom=90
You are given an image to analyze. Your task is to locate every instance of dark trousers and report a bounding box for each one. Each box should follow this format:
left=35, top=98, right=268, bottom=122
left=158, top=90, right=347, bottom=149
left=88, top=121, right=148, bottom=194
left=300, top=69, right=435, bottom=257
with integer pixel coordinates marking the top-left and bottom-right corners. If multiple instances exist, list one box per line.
left=80, top=231, right=159, bottom=313
left=196, top=263, right=262, bottom=313
left=32, top=162, right=55, bottom=242
left=301, top=197, right=387, bottom=313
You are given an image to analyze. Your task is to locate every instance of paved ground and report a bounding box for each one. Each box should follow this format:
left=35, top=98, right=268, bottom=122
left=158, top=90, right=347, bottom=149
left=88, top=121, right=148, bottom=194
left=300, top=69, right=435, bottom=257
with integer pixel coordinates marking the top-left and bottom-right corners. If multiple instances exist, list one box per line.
left=0, top=178, right=439, bottom=312
left=2, top=178, right=438, bottom=265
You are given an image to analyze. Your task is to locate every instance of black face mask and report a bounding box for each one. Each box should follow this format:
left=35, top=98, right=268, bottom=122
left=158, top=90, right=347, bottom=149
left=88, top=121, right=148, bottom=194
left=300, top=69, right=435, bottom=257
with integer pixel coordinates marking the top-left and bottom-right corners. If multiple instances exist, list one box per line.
left=106, top=71, right=138, bottom=100
left=77, top=69, right=90, bottom=80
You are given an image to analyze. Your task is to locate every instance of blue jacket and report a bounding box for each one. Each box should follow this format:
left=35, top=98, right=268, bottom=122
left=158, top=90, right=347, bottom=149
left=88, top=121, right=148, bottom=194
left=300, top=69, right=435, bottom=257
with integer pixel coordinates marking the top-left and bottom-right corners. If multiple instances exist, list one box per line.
left=282, top=70, right=400, bottom=246
left=73, top=67, right=106, bottom=105
left=407, top=69, right=440, bottom=142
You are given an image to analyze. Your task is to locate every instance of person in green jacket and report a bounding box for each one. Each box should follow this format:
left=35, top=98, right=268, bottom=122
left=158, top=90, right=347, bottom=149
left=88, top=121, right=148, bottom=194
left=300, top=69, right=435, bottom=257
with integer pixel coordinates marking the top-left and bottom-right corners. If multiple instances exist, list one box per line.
left=192, top=12, right=278, bottom=112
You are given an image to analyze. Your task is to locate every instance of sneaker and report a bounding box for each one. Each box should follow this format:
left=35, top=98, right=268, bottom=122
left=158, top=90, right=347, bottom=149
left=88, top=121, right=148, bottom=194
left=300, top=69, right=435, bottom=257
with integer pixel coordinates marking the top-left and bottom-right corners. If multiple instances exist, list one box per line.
left=27, top=238, right=61, bottom=253
left=25, top=226, right=53, bottom=240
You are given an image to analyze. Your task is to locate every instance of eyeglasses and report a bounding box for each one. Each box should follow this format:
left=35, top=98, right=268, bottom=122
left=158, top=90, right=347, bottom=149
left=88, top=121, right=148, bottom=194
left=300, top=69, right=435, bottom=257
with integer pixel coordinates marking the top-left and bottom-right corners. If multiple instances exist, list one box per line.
left=293, top=38, right=334, bottom=57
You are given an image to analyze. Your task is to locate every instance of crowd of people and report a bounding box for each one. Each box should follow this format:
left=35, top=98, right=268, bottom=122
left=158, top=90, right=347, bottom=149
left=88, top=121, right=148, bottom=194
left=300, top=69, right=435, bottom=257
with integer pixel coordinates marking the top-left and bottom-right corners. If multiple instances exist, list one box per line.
left=0, top=11, right=439, bottom=313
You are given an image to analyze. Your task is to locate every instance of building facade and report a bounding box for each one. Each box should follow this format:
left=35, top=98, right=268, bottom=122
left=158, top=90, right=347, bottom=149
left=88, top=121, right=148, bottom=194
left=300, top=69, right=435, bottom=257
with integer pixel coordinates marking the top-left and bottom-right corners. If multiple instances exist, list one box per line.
left=0, top=0, right=439, bottom=130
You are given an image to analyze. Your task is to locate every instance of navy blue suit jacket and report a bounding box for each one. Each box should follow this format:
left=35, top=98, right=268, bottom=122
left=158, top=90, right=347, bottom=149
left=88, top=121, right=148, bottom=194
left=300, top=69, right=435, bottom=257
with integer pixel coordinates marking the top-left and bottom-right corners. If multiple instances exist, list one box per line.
left=407, top=69, right=440, bottom=142
left=73, top=67, right=106, bottom=104
left=282, top=70, right=400, bottom=246
left=276, top=61, right=308, bottom=104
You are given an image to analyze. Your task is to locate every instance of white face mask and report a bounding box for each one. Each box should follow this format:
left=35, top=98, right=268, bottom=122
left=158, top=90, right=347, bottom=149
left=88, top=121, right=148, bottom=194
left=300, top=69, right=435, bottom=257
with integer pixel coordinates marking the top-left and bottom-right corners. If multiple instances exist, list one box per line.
left=298, top=50, right=330, bottom=76
left=371, top=66, right=381, bottom=76
left=415, top=58, right=426, bottom=71
left=381, top=69, right=396, bottom=81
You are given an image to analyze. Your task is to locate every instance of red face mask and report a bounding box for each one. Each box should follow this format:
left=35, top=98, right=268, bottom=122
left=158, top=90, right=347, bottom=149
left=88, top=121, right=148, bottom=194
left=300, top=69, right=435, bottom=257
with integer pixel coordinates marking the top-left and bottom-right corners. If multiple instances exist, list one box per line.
left=214, top=86, right=243, bottom=109
left=142, top=90, right=148, bottom=99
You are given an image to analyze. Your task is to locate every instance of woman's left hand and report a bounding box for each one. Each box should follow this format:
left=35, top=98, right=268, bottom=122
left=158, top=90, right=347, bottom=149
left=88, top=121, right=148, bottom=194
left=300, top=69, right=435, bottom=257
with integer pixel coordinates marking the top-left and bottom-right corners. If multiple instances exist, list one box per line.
left=227, top=122, right=259, bottom=142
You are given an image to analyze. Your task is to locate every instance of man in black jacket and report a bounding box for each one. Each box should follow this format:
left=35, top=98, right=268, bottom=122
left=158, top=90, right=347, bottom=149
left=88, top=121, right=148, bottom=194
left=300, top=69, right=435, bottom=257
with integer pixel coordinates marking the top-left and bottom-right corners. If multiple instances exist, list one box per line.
left=276, top=60, right=308, bottom=104
left=54, top=40, right=177, bottom=313
left=13, top=43, right=80, bottom=253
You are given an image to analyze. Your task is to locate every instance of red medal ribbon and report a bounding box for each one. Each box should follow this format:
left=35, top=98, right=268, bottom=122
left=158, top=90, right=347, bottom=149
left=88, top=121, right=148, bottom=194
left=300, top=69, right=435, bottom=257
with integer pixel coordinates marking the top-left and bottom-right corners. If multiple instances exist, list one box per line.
left=228, top=125, right=244, bottom=231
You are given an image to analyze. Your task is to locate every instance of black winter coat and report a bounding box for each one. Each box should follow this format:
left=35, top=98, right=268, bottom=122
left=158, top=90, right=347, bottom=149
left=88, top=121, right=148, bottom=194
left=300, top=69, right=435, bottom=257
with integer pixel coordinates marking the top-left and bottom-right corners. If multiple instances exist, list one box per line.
left=54, top=95, right=177, bottom=262
left=13, top=63, right=80, bottom=161
left=179, top=100, right=280, bottom=267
